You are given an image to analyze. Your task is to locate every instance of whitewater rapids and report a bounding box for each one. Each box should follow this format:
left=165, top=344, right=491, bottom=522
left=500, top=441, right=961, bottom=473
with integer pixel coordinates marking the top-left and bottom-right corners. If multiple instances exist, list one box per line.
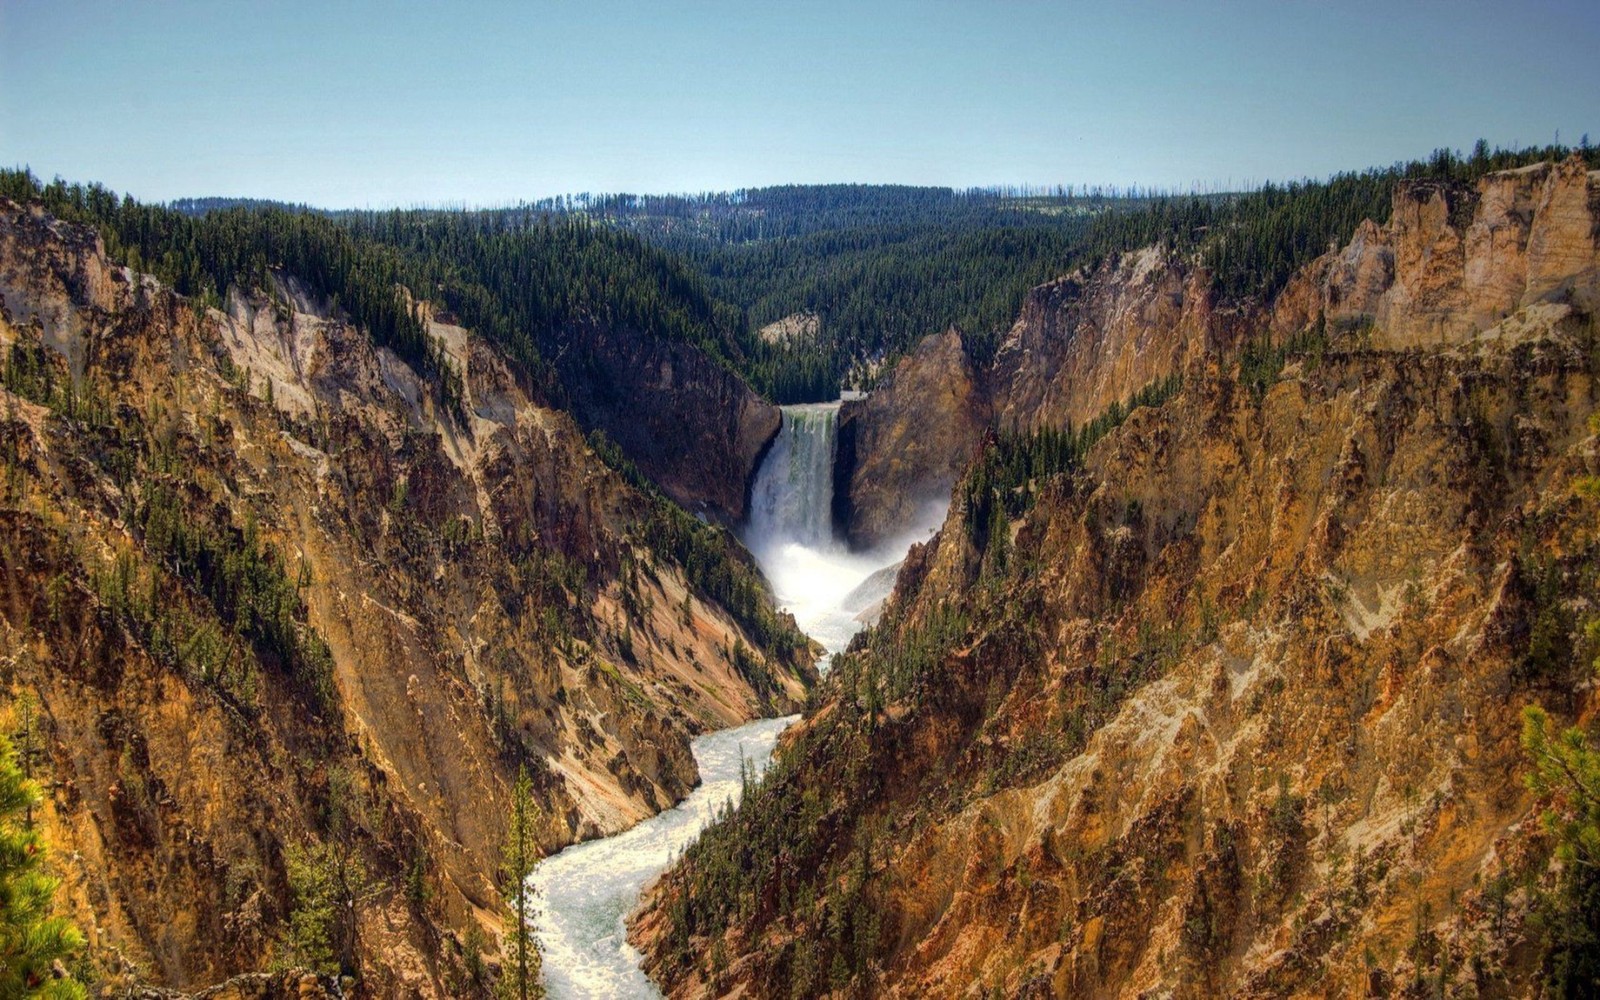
left=531, top=400, right=940, bottom=998
left=531, top=716, right=794, bottom=998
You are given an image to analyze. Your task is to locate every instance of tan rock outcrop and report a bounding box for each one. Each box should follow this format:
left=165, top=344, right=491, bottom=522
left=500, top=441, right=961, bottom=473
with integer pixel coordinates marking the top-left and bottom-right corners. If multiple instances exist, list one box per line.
left=1294, top=155, right=1600, bottom=348
left=836, top=329, right=987, bottom=549
left=989, top=246, right=1223, bottom=433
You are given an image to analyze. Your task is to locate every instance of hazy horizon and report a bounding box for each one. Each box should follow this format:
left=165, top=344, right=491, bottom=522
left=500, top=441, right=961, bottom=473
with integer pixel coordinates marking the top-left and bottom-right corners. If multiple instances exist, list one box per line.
left=3, top=0, right=1598, bottom=209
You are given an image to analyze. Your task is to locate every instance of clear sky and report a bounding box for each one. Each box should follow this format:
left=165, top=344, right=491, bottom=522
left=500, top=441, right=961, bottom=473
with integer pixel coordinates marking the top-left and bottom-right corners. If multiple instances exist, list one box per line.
left=2, top=0, right=1597, bottom=208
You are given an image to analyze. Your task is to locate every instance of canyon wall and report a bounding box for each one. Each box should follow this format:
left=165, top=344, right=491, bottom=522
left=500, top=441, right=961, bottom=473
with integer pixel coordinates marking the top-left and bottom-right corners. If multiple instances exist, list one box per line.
left=840, top=156, right=1600, bottom=551
left=636, top=158, right=1600, bottom=998
left=835, top=329, right=988, bottom=550
left=0, top=201, right=811, bottom=995
left=1273, top=155, right=1600, bottom=348
left=988, top=245, right=1227, bottom=433
left=555, top=322, right=781, bottom=524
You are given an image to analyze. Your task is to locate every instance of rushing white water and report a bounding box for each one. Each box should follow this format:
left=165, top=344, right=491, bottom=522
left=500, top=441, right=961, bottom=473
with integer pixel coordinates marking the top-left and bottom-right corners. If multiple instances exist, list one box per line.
left=532, top=715, right=795, bottom=999
left=530, top=400, right=941, bottom=998
left=748, top=403, right=839, bottom=550
left=745, top=402, right=940, bottom=659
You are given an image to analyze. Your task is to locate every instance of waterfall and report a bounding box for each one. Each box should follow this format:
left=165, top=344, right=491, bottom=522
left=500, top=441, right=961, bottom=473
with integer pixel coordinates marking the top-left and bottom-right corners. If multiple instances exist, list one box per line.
left=747, top=403, right=841, bottom=553
left=531, top=400, right=942, bottom=998
left=743, top=400, right=913, bottom=657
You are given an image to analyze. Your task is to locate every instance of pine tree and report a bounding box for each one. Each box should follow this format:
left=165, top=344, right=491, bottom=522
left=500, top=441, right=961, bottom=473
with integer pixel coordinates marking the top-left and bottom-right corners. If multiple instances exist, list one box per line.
left=499, top=767, right=545, bottom=1000
left=15, top=693, right=40, bottom=830
left=1522, top=706, right=1600, bottom=995
left=0, top=733, right=87, bottom=998
left=282, top=839, right=369, bottom=977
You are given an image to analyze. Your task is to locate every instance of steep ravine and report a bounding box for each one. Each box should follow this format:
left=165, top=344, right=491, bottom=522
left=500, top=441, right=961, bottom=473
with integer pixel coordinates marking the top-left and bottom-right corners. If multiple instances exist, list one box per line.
left=554, top=320, right=781, bottom=525
left=634, top=158, right=1600, bottom=997
left=534, top=400, right=922, bottom=998
left=0, top=200, right=814, bottom=995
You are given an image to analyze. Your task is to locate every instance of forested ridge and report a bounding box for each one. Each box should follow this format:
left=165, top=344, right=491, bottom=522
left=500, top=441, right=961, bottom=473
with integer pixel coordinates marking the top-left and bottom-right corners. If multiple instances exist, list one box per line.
left=536, top=143, right=1597, bottom=399
left=7, top=140, right=1592, bottom=410
left=0, top=169, right=751, bottom=411
left=0, top=169, right=813, bottom=673
left=480, top=143, right=1600, bottom=400
left=382, top=184, right=1147, bottom=400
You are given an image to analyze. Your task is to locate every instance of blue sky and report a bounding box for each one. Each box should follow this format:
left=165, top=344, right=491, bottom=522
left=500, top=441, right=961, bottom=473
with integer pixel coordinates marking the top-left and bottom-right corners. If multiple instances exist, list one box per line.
left=2, top=1, right=1597, bottom=207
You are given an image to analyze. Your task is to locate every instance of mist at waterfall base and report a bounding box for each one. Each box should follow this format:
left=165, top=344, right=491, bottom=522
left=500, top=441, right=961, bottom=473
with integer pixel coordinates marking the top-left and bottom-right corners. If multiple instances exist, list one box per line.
left=744, top=402, right=945, bottom=662
left=531, top=402, right=941, bottom=998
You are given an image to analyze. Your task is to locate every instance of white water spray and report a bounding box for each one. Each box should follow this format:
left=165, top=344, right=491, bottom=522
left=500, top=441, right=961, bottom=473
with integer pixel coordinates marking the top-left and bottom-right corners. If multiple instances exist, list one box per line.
left=531, top=400, right=943, bottom=998
left=743, top=402, right=939, bottom=658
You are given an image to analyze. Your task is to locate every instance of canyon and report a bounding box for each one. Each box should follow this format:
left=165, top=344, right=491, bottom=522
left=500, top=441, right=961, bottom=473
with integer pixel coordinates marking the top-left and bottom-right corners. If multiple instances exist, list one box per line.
left=0, top=199, right=811, bottom=995
left=2, top=152, right=1597, bottom=1000
left=635, top=157, right=1600, bottom=997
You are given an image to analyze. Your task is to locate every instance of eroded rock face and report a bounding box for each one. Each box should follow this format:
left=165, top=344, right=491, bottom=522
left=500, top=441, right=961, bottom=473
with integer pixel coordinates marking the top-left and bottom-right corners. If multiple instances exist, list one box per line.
left=839, top=251, right=1225, bottom=548
left=836, top=329, right=987, bottom=549
left=642, top=332, right=1600, bottom=1000
left=839, top=159, right=1600, bottom=560
left=121, top=970, right=339, bottom=999
left=1295, top=155, right=1600, bottom=347
left=554, top=323, right=780, bottom=524
left=990, top=246, right=1224, bottom=432
left=0, top=201, right=811, bottom=994
left=634, top=163, right=1600, bottom=999
left=835, top=249, right=1222, bottom=548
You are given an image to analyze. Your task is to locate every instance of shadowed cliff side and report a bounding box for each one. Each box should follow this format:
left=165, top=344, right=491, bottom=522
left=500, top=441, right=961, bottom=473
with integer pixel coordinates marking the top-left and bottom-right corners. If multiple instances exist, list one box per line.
left=554, top=322, right=781, bottom=525
left=835, top=329, right=989, bottom=550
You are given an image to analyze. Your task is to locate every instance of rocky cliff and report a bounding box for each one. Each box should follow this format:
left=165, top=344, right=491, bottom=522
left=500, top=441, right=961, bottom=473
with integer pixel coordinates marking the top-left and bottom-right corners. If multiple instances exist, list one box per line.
left=838, top=236, right=1226, bottom=548
left=989, top=245, right=1228, bottom=433
left=554, top=322, right=781, bottom=524
left=835, top=329, right=988, bottom=550
left=1272, top=155, right=1600, bottom=350
left=635, top=159, right=1600, bottom=998
left=839, top=156, right=1600, bottom=551
left=0, top=200, right=812, bottom=995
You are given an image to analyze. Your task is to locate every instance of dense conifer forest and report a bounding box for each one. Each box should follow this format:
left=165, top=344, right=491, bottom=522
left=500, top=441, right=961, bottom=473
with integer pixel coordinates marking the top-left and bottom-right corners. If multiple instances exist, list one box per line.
left=6, top=140, right=1592, bottom=410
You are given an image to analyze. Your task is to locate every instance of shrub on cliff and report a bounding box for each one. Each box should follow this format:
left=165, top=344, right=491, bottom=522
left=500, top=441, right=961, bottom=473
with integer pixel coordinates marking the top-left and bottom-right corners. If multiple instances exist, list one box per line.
left=1522, top=706, right=1600, bottom=996
left=0, top=733, right=87, bottom=999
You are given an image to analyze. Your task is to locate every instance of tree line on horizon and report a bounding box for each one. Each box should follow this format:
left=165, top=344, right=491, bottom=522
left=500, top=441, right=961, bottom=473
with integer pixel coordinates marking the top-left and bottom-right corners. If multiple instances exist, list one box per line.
left=6, top=139, right=1594, bottom=409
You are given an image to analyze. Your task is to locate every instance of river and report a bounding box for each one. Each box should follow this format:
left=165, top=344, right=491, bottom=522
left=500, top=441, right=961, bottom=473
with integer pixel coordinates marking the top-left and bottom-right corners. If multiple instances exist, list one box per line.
left=531, top=715, right=796, bottom=998
left=531, top=401, right=937, bottom=998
